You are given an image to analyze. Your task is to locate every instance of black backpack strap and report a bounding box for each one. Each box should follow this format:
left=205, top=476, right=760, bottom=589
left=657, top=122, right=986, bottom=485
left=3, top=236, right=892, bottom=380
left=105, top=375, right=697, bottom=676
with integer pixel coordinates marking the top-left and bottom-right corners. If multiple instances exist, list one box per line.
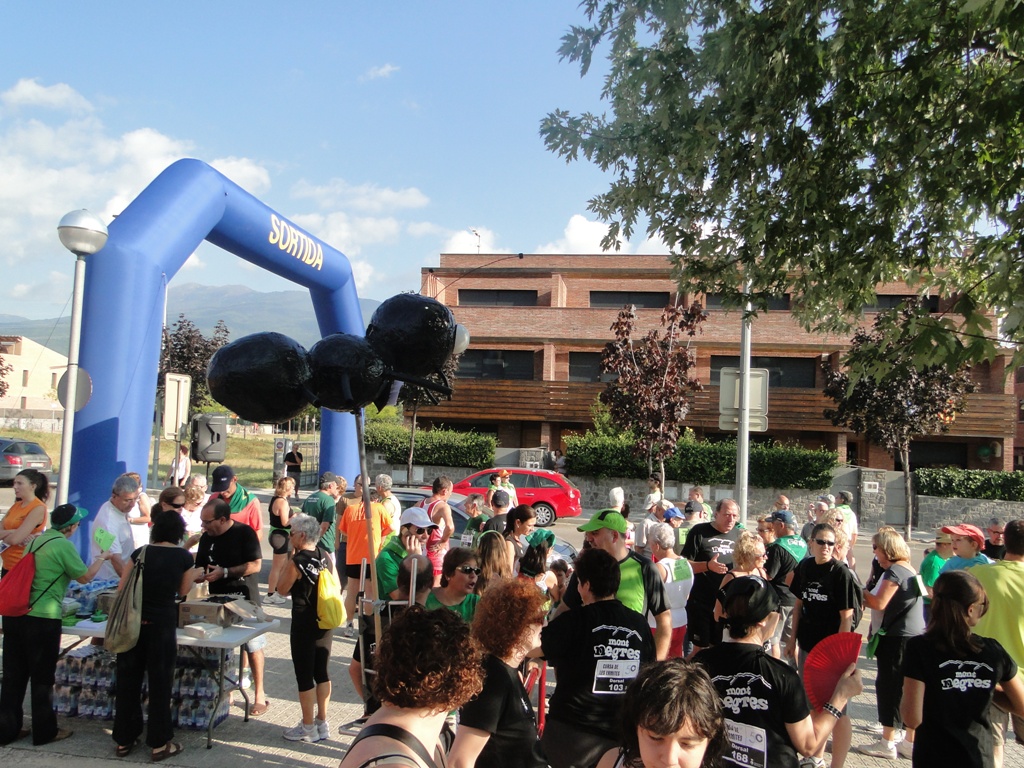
left=348, top=723, right=439, bottom=768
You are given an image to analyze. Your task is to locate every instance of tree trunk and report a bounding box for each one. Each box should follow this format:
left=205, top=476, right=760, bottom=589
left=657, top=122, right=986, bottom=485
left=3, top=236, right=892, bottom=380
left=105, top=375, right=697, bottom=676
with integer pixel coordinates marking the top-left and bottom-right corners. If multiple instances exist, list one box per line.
left=900, top=443, right=913, bottom=542
left=407, top=400, right=419, bottom=482
left=658, top=458, right=666, bottom=496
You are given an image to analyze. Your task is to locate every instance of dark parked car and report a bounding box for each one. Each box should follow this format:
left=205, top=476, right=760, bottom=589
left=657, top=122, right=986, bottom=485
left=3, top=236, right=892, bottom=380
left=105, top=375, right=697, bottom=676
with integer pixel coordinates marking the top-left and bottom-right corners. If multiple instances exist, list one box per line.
left=0, top=437, right=53, bottom=484
left=390, top=487, right=578, bottom=565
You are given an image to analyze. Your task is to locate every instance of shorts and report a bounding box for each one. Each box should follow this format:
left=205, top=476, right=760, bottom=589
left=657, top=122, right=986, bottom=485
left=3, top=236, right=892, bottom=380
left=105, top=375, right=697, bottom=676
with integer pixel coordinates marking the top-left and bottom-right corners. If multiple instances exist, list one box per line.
left=244, top=632, right=268, bottom=654
left=686, top=604, right=716, bottom=649
left=346, top=562, right=372, bottom=581
left=268, top=529, right=291, bottom=555
left=653, top=625, right=688, bottom=659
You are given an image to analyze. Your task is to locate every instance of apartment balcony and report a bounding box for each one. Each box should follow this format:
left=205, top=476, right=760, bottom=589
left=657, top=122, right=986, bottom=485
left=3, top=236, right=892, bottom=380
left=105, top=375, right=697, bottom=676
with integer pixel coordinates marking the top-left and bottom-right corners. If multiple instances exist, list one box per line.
left=413, top=379, right=1015, bottom=438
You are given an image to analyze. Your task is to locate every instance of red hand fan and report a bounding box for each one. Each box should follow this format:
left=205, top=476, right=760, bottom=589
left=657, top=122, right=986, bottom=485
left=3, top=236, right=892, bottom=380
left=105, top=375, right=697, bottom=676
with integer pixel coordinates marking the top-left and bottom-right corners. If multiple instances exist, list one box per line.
left=802, top=632, right=862, bottom=711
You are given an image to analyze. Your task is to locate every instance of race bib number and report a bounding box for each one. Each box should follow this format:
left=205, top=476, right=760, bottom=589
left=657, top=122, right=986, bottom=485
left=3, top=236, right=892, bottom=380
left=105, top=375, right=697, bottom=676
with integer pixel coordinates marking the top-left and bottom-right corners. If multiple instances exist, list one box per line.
left=592, top=659, right=640, bottom=695
left=460, top=530, right=474, bottom=547
left=725, top=720, right=767, bottom=768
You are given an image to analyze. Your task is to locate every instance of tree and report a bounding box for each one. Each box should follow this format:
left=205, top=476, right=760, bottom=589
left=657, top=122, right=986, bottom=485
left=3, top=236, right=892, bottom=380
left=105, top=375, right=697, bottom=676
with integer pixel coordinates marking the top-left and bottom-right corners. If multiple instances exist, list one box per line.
left=159, top=315, right=230, bottom=414
left=600, top=302, right=706, bottom=483
left=0, top=350, right=11, bottom=399
left=542, top=0, right=1024, bottom=368
left=398, top=353, right=460, bottom=482
left=823, top=304, right=975, bottom=540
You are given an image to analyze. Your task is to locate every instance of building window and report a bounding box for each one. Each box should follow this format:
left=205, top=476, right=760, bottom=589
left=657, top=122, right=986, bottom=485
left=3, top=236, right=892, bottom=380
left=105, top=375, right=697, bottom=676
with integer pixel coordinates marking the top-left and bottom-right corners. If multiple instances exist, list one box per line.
left=458, top=289, right=538, bottom=307
left=705, top=293, right=790, bottom=311
left=863, top=295, right=939, bottom=312
left=51, top=372, right=58, bottom=389
left=22, top=370, right=29, bottom=387
left=710, top=355, right=817, bottom=388
left=590, top=291, right=670, bottom=309
left=457, top=350, right=535, bottom=380
left=569, top=352, right=604, bottom=382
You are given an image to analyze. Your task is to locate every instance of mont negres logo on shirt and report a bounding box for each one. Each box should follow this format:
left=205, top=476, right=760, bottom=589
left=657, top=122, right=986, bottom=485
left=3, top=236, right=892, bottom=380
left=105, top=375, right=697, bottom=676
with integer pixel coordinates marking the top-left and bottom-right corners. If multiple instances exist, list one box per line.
left=711, top=672, right=771, bottom=715
left=269, top=214, right=323, bottom=270
left=938, top=659, right=995, bottom=692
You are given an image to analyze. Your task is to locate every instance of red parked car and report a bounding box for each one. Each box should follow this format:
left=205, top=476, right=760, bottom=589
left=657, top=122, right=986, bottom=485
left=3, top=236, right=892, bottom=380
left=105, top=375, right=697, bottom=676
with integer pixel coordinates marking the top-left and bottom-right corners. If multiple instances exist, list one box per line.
left=450, top=468, right=582, bottom=527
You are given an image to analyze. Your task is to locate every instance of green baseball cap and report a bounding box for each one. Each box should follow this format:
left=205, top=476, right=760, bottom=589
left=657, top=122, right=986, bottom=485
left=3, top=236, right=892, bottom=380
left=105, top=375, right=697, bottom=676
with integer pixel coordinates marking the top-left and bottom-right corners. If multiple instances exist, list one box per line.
left=577, top=509, right=629, bottom=534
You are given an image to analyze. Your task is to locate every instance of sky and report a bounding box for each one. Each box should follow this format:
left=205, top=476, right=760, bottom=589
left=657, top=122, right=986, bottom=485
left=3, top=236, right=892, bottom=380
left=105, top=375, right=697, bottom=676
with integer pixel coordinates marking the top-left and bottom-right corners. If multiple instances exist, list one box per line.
left=0, top=2, right=667, bottom=320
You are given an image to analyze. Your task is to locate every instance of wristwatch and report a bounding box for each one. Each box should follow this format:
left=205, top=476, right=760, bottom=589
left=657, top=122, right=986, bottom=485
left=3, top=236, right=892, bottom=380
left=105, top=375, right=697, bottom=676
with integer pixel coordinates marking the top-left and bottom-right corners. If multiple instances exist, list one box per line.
left=223, top=567, right=229, bottom=580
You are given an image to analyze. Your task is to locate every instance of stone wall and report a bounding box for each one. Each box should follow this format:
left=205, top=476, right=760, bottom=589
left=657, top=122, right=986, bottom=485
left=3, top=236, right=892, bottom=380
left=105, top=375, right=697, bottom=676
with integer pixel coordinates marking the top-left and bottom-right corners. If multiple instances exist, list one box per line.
left=916, top=496, right=1024, bottom=532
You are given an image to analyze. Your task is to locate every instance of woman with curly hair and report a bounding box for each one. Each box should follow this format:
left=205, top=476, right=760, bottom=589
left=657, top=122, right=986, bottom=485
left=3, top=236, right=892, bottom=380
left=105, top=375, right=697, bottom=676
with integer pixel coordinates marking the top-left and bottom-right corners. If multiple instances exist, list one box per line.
left=596, top=659, right=728, bottom=768
left=340, top=606, right=483, bottom=768
left=449, top=579, right=548, bottom=768
left=712, top=531, right=776, bottom=642
left=425, top=547, right=480, bottom=622
left=475, top=530, right=513, bottom=595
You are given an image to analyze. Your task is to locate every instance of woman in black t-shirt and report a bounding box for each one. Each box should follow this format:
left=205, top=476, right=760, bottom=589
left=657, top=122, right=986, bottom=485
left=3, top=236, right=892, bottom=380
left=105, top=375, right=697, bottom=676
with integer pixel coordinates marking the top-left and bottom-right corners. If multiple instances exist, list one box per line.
left=902, top=570, right=1024, bottom=768
left=449, top=579, right=548, bottom=768
left=112, top=511, right=198, bottom=761
left=276, top=513, right=334, bottom=743
left=696, top=576, right=863, bottom=768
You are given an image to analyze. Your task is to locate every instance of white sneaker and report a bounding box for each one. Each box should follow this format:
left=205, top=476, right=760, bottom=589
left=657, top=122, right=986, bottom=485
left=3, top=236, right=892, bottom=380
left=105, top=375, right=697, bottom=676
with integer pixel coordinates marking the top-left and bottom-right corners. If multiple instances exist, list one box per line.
left=897, top=740, right=914, bottom=759
left=315, top=719, right=330, bottom=742
left=283, top=721, right=317, bottom=742
left=798, top=758, right=826, bottom=768
left=241, top=671, right=252, bottom=689
left=264, top=593, right=286, bottom=605
left=857, top=739, right=897, bottom=759
left=864, top=722, right=884, bottom=735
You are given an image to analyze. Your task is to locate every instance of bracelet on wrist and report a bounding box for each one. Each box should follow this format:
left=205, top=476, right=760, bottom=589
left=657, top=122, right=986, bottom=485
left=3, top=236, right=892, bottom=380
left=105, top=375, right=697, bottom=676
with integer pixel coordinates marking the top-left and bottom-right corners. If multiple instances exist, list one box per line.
left=822, top=702, right=843, bottom=719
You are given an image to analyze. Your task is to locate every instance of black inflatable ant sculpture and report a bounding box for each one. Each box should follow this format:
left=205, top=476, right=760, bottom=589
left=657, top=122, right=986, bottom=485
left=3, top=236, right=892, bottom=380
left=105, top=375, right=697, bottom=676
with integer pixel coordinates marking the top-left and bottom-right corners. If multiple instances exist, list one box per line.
left=206, top=293, right=469, bottom=423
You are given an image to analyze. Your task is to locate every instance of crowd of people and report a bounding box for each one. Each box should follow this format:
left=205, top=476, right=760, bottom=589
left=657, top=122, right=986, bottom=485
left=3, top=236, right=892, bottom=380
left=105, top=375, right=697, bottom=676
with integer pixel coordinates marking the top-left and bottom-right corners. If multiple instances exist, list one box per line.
left=3, top=466, right=1024, bottom=768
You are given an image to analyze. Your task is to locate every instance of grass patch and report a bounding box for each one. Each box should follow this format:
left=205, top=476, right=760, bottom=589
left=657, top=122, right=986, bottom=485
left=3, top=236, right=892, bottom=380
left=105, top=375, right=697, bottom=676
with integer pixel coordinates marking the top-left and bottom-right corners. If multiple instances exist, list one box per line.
left=2, top=427, right=281, bottom=490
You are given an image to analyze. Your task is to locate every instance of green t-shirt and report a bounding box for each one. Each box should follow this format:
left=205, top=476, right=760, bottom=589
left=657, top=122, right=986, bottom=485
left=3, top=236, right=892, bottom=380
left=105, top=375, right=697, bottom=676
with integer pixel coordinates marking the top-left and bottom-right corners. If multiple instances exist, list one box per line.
left=425, top=590, right=480, bottom=622
left=28, top=529, right=87, bottom=619
left=302, top=490, right=338, bottom=552
left=974, top=560, right=1024, bottom=679
left=375, top=536, right=408, bottom=599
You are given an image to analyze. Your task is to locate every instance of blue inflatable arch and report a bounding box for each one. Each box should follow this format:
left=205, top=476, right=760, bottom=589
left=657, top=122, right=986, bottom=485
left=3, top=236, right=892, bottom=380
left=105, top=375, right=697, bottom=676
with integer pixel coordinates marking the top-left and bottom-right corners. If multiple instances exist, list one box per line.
left=69, top=158, right=362, bottom=553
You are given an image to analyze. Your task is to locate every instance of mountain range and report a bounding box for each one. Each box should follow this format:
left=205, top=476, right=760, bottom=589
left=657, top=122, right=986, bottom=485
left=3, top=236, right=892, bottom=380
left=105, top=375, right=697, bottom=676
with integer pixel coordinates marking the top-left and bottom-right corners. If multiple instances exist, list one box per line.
left=0, top=283, right=382, bottom=354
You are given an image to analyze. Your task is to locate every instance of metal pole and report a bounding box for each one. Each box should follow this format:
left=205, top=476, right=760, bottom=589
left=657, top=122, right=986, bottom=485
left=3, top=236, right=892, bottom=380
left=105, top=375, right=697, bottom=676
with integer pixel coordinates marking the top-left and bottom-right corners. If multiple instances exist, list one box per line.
left=735, top=280, right=753, bottom=525
left=354, top=412, right=384, bottom=643
left=57, top=254, right=87, bottom=505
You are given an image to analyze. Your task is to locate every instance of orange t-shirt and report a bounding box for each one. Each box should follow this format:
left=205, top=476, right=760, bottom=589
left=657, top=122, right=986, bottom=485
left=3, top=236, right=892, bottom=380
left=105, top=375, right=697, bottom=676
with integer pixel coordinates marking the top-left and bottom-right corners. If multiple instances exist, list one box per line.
left=1, top=497, right=48, bottom=571
left=339, top=501, right=393, bottom=567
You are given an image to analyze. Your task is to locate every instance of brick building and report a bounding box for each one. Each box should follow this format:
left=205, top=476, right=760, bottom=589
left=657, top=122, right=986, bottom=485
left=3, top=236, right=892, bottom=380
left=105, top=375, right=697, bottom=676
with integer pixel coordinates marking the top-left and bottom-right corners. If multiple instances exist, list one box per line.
left=416, top=253, right=1015, bottom=473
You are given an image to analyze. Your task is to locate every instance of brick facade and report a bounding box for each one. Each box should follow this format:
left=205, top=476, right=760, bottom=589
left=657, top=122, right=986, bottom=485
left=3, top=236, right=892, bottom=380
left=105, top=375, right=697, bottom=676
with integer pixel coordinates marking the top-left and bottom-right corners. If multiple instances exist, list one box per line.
left=416, top=254, right=1016, bottom=473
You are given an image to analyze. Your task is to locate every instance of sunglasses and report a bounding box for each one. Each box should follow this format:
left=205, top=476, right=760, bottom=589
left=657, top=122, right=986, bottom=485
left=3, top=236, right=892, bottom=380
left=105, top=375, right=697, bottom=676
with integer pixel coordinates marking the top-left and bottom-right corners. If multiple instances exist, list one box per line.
left=409, top=527, right=428, bottom=535
left=814, top=538, right=837, bottom=548
left=167, top=501, right=185, bottom=509
left=457, top=566, right=482, bottom=575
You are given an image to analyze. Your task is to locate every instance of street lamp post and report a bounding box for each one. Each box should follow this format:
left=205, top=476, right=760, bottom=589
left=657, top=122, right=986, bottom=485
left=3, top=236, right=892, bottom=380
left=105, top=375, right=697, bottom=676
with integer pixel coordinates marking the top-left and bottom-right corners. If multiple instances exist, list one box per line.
left=56, top=209, right=108, bottom=505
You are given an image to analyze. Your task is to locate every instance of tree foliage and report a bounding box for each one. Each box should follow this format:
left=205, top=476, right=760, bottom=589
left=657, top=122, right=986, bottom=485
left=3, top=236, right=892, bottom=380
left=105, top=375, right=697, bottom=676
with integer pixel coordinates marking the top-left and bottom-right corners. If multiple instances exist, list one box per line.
left=600, top=302, right=705, bottom=476
left=0, top=351, right=11, bottom=400
left=823, top=304, right=975, bottom=536
left=159, top=315, right=230, bottom=414
left=542, top=0, right=1024, bottom=367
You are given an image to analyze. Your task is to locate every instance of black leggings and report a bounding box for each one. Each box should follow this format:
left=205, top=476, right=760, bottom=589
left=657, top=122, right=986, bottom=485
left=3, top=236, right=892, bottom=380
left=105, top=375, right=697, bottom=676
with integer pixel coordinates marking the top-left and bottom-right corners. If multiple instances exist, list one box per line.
left=874, top=633, right=910, bottom=729
left=290, top=623, right=332, bottom=692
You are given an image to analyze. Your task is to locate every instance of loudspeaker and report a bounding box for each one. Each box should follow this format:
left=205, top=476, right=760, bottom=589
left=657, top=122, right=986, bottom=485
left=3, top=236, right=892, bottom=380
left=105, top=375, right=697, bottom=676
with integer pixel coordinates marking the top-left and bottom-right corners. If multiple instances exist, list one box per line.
left=191, top=413, right=227, bottom=462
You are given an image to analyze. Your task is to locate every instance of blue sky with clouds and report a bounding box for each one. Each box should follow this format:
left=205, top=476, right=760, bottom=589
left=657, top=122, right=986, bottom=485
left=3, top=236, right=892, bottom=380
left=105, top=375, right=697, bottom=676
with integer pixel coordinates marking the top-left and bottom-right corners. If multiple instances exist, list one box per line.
left=0, top=2, right=666, bottom=320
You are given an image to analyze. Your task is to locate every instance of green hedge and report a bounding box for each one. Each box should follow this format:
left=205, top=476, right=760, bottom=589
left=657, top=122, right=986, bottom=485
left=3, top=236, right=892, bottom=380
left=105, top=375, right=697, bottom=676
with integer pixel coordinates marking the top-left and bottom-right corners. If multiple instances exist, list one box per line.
left=914, top=468, right=1024, bottom=501
left=564, top=432, right=838, bottom=489
left=364, top=422, right=496, bottom=468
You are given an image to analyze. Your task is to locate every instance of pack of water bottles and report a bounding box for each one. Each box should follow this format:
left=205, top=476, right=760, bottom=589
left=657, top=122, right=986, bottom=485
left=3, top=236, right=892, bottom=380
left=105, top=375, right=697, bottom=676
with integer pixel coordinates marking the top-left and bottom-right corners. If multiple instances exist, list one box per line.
left=52, top=644, right=234, bottom=729
left=53, top=645, right=117, bottom=718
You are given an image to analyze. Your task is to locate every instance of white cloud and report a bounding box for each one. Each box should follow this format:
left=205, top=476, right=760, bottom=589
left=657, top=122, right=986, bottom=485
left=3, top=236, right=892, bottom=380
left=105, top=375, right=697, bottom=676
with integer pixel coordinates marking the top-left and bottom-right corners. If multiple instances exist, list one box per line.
left=535, top=214, right=624, bottom=254
left=211, top=156, right=272, bottom=195
left=442, top=226, right=510, bottom=254
left=181, top=253, right=205, bottom=270
left=9, top=284, right=32, bottom=299
left=361, top=64, right=399, bottom=81
left=292, top=178, right=428, bottom=213
left=1, top=78, right=93, bottom=114
left=407, top=221, right=446, bottom=238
